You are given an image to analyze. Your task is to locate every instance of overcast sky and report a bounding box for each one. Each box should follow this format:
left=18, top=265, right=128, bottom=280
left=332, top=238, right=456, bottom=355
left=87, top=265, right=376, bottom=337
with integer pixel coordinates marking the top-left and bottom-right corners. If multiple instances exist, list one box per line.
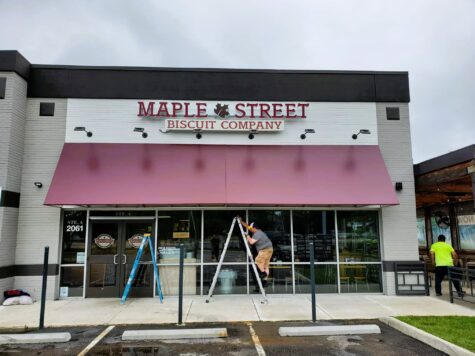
left=1, top=0, right=474, bottom=163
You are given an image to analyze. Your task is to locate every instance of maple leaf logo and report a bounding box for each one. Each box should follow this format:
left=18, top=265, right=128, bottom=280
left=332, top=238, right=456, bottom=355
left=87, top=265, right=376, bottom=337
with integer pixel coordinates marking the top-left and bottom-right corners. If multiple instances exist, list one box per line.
left=214, top=104, right=229, bottom=118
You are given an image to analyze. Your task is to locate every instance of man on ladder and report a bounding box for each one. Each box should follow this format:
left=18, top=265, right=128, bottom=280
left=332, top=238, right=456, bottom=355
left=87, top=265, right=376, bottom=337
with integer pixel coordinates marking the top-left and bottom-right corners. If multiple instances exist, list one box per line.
left=206, top=217, right=269, bottom=303
left=239, top=218, right=273, bottom=288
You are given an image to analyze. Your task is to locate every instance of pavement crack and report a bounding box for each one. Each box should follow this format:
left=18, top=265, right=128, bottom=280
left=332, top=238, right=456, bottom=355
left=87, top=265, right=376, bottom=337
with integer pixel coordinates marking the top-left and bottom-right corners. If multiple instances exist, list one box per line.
left=250, top=297, right=262, bottom=321
left=185, top=299, right=194, bottom=323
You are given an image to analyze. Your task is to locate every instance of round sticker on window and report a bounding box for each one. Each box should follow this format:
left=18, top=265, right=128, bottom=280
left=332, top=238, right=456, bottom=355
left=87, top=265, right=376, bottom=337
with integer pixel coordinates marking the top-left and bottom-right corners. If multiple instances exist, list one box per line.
left=128, top=234, right=144, bottom=249
left=94, top=234, right=115, bottom=249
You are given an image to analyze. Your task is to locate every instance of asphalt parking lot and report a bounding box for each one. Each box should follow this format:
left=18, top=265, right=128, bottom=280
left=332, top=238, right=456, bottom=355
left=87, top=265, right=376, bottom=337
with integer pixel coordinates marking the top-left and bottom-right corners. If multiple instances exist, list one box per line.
left=0, top=320, right=444, bottom=356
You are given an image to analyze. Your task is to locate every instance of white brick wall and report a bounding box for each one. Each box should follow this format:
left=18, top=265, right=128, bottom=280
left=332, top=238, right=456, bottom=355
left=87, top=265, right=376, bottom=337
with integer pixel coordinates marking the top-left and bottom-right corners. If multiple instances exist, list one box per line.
left=0, top=207, right=19, bottom=267
left=13, top=99, right=66, bottom=300
left=14, top=275, right=58, bottom=301
left=0, top=277, right=14, bottom=296
left=0, top=72, right=27, bottom=289
left=377, top=103, right=419, bottom=295
left=383, top=272, right=396, bottom=295
left=14, top=99, right=66, bottom=265
left=0, top=72, right=27, bottom=192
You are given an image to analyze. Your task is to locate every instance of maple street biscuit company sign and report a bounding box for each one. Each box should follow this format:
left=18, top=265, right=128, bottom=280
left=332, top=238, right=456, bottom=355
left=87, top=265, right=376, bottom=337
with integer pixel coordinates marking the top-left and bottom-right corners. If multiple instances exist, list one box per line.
left=137, top=101, right=309, bottom=132
left=94, top=234, right=115, bottom=249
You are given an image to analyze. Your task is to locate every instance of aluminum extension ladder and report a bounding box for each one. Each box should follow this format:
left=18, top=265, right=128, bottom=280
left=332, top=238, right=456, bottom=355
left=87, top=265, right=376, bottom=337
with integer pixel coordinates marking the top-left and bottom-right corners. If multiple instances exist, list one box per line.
left=206, top=217, right=268, bottom=304
left=121, top=233, right=164, bottom=304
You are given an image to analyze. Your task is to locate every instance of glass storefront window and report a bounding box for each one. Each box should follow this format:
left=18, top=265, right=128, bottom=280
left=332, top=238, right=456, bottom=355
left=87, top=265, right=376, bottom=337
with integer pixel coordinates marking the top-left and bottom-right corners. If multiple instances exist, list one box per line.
left=292, top=211, right=336, bottom=262
left=62, top=209, right=389, bottom=297
left=248, top=210, right=291, bottom=262
left=456, top=202, right=475, bottom=250
left=339, top=264, right=382, bottom=293
left=203, top=265, right=247, bottom=295
left=203, top=210, right=246, bottom=263
left=61, top=210, right=87, bottom=264
left=157, top=211, right=201, bottom=262
left=459, top=217, right=475, bottom=250
left=337, top=211, right=380, bottom=262
left=417, top=218, right=427, bottom=247
left=457, top=211, right=475, bottom=250
left=249, top=263, right=293, bottom=294
left=60, top=266, right=84, bottom=297
left=430, top=208, right=452, bottom=245
left=294, top=265, right=337, bottom=293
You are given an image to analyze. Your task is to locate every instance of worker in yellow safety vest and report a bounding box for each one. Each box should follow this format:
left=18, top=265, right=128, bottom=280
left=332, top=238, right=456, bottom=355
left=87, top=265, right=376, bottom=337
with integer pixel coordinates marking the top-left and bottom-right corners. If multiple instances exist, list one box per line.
left=430, top=234, right=464, bottom=297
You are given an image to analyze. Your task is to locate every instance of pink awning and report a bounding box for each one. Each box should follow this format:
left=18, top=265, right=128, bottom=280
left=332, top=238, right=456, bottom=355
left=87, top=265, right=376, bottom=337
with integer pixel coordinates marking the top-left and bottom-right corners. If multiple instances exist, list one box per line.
left=44, top=143, right=399, bottom=206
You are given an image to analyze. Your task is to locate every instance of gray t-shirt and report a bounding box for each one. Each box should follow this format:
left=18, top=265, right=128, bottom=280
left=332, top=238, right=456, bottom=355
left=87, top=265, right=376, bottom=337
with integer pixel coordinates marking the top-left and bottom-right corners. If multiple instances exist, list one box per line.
left=252, top=230, right=272, bottom=251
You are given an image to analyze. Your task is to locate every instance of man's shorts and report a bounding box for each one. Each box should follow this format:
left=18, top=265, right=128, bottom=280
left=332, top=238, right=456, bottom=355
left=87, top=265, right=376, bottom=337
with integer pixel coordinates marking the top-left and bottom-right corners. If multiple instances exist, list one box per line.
left=255, top=247, right=273, bottom=273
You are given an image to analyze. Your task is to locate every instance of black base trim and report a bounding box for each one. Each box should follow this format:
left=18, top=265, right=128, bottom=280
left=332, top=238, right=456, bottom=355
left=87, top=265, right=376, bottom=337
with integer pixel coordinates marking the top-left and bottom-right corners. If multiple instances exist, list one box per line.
left=0, top=265, right=15, bottom=279
left=0, top=264, right=59, bottom=279
left=382, top=260, right=424, bottom=272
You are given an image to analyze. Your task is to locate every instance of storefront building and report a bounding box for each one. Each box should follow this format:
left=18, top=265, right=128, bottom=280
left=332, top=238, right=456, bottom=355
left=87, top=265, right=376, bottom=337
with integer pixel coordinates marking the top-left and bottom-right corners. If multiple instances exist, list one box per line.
left=0, top=50, right=418, bottom=299
left=415, top=145, right=475, bottom=265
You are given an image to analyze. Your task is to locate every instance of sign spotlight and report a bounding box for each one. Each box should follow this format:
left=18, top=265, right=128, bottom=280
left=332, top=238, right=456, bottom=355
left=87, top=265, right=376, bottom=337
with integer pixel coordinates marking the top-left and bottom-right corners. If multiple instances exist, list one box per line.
left=194, top=129, right=203, bottom=139
left=134, top=127, right=148, bottom=138
left=248, top=130, right=258, bottom=140
left=300, top=128, right=315, bottom=140
left=74, top=127, right=93, bottom=137
left=352, top=129, right=371, bottom=140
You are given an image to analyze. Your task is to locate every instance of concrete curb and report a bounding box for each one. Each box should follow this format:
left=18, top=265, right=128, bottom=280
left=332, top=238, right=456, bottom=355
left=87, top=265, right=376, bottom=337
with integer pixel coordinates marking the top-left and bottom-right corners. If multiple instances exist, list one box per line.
left=279, top=324, right=381, bottom=336
left=122, top=328, right=228, bottom=341
left=0, top=332, right=71, bottom=345
left=379, top=317, right=474, bottom=356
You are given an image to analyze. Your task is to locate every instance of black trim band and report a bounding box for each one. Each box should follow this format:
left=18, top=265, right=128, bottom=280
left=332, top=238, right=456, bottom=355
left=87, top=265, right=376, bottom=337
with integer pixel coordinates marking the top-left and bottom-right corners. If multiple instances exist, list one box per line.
left=0, top=51, right=30, bottom=80
left=382, top=260, right=424, bottom=272
left=0, top=265, right=15, bottom=279
left=0, top=190, right=20, bottom=208
left=27, top=67, right=410, bottom=102
left=1, top=50, right=410, bottom=102
left=0, top=264, right=59, bottom=279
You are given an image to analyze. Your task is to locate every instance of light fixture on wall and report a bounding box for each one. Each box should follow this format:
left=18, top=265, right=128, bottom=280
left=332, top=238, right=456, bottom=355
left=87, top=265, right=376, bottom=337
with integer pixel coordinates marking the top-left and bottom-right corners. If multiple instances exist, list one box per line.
left=34, top=182, right=43, bottom=188
left=395, top=182, right=403, bottom=191
left=74, top=127, right=93, bottom=137
left=300, top=128, right=315, bottom=140
left=248, top=130, right=258, bottom=140
left=133, top=127, right=148, bottom=138
left=194, top=129, right=203, bottom=139
left=352, top=129, right=371, bottom=140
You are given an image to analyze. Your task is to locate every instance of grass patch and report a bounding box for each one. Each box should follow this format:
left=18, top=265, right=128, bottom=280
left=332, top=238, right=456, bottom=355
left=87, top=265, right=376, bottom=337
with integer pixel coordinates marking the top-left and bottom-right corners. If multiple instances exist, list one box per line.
left=396, top=316, right=475, bottom=352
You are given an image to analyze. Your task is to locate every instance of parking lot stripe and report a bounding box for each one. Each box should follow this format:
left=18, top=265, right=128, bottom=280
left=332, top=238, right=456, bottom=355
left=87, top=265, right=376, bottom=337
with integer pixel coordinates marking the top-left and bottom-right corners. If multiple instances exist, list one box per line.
left=247, top=322, right=266, bottom=356
left=77, top=325, right=115, bottom=356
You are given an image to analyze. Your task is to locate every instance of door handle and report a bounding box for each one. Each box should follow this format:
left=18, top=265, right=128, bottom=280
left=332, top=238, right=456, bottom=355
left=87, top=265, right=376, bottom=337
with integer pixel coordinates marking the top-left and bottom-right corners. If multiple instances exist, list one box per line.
left=123, top=254, right=127, bottom=264
left=113, top=254, right=118, bottom=264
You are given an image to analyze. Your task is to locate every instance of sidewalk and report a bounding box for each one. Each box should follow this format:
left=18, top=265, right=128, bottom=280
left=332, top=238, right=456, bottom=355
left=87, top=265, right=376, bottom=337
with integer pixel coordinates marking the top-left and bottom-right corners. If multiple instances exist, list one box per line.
left=0, top=294, right=474, bottom=329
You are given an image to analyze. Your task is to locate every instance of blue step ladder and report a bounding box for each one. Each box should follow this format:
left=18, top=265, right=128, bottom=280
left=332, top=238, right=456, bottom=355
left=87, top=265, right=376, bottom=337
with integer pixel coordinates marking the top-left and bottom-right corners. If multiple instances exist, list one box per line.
left=121, top=233, right=163, bottom=304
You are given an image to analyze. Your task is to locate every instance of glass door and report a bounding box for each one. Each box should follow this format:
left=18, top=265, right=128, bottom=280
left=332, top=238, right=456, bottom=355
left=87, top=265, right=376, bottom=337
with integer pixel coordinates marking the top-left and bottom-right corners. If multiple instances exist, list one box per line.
left=87, top=222, right=120, bottom=297
left=87, top=221, right=154, bottom=298
left=122, top=222, right=154, bottom=297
